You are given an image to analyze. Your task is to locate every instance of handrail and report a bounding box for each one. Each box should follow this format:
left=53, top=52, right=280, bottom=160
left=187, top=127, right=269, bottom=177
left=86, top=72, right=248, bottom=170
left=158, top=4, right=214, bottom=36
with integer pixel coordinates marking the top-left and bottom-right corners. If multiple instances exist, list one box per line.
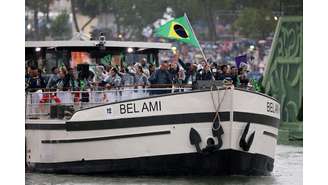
left=26, top=88, right=191, bottom=94
left=25, top=83, right=193, bottom=92
left=25, top=87, right=192, bottom=118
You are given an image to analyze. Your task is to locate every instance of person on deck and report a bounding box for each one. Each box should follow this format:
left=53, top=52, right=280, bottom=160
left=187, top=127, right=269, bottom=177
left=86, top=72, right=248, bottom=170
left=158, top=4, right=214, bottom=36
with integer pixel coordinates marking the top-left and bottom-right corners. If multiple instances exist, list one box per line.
left=67, top=67, right=78, bottom=91
left=218, top=64, right=229, bottom=80
left=238, top=66, right=249, bottom=88
left=104, top=68, right=122, bottom=88
left=120, top=67, right=135, bottom=88
left=148, top=61, right=172, bottom=86
left=230, top=66, right=239, bottom=87
left=169, top=62, right=180, bottom=84
left=26, top=66, right=46, bottom=92
left=148, top=61, right=172, bottom=94
left=46, top=67, right=59, bottom=89
left=139, top=58, right=150, bottom=77
left=134, top=65, right=149, bottom=87
left=55, top=67, right=70, bottom=91
left=196, top=64, right=213, bottom=81
left=210, top=63, right=220, bottom=80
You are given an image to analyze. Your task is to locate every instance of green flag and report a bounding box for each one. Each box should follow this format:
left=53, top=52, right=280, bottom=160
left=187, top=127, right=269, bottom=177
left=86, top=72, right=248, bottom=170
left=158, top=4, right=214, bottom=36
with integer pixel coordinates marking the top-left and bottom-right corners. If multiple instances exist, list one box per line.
left=101, top=54, right=112, bottom=66
left=154, top=15, right=200, bottom=48
left=251, top=79, right=261, bottom=92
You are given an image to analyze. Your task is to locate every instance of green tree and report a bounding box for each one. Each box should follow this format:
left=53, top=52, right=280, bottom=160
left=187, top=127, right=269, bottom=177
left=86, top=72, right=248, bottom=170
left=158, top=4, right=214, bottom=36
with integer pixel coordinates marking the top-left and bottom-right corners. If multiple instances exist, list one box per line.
left=26, top=0, right=53, bottom=40
left=121, top=0, right=168, bottom=39
left=233, top=7, right=276, bottom=39
left=168, top=0, right=233, bottom=41
left=74, top=0, right=113, bottom=31
left=74, top=0, right=168, bottom=40
left=50, top=11, right=72, bottom=40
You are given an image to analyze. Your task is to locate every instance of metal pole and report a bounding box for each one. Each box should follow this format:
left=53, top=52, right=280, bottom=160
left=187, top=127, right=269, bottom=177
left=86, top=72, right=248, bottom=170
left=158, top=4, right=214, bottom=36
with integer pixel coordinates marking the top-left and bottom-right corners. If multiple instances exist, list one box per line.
left=184, top=13, right=215, bottom=80
left=184, top=13, right=207, bottom=62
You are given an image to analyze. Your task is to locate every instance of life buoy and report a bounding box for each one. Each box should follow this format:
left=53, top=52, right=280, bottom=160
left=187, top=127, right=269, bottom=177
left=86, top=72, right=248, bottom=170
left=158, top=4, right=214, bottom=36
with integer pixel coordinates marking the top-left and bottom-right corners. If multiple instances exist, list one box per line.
left=39, top=94, right=61, bottom=113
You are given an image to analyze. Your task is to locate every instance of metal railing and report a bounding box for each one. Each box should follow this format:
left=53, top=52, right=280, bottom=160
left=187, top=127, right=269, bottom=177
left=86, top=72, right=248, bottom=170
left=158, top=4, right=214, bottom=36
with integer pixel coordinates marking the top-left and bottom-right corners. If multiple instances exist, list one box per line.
left=25, top=87, right=192, bottom=118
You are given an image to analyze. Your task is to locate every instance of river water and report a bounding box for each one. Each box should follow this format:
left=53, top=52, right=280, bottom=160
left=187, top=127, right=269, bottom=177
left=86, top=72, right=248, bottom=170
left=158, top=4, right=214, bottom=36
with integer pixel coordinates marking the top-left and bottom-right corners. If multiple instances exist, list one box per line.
left=25, top=145, right=302, bottom=185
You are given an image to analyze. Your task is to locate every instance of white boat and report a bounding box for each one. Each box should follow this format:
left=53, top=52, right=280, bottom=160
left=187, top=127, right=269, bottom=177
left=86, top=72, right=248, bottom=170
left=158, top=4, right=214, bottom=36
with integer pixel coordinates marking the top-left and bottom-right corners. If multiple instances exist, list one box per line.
left=26, top=86, right=280, bottom=175
left=25, top=40, right=280, bottom=176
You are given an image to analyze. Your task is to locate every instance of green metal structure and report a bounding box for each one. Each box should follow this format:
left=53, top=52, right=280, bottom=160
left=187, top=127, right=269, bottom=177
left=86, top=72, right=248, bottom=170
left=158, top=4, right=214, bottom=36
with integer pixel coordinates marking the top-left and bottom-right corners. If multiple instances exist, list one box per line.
left=262, top=16, right=303, bottom=144
left=263, top=16, right=303, bottom=122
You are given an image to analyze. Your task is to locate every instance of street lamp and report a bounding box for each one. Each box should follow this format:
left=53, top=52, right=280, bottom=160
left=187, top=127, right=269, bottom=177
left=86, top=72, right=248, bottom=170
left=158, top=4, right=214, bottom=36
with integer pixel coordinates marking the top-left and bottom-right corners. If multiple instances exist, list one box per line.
left=27, top=24, right=31, bottom=30
left=127, top=47, right=134, bottom=53
left=171, top=46, right=177, bottom=54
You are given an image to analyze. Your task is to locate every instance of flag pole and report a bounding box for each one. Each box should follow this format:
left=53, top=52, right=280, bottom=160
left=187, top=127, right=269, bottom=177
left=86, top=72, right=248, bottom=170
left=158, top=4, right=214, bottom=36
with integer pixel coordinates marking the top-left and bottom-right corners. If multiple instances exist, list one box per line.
left=184, top=13, right=207, bottom=62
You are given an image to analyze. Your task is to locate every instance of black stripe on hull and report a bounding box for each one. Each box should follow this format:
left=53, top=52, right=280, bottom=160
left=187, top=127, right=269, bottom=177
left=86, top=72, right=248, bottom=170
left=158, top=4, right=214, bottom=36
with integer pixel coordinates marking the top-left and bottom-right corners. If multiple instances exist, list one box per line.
left=25, top=124, right=66, bottom=130
left=41, top=130, right=171, bottom=144
left=233, top=112, right=280, bottom=128
left=26, top=111, right=280, bottom=131
left=66, top=112, right=230, bottom=131
left=26, top=149, right=274, bottom=176
left=263, top=131, right=278, bottom=139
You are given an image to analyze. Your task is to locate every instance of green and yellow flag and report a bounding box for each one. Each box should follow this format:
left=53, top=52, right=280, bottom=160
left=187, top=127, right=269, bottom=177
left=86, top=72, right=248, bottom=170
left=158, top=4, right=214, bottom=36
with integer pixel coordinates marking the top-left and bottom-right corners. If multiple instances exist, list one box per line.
left=154, top=15, right=200, bottom=48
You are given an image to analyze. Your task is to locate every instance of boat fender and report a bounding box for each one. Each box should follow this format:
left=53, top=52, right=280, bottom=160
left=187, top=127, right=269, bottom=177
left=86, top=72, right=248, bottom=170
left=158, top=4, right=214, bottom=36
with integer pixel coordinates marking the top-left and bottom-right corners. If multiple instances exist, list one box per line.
left=239, top=122, right=255, bottom=151
left=212, top=116, right=224, bottom=149
left=189, top=127, right=202, bottom=153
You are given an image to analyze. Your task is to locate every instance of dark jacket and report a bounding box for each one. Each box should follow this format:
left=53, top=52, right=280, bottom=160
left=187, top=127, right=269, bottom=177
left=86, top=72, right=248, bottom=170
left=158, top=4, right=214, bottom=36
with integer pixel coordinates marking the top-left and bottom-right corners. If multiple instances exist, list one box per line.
left=26, top=75, right=46, bottom=92
left=196, top=70, right=213, bottom=80
left=148, top=68, right=172, bottom=85
left=55, top=76, right=70, bottom=91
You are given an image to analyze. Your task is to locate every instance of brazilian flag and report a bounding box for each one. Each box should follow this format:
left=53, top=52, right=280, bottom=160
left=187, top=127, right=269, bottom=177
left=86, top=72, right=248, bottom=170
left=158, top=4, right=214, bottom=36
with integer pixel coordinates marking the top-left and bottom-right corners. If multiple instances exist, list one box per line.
left=154, top=15, right=200, bottom=48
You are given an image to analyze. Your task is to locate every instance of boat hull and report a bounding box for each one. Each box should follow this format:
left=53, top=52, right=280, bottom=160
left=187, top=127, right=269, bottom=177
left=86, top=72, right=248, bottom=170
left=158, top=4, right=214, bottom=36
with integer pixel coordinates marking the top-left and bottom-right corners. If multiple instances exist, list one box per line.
left=28, top=149, right=273, bottom=176
left=26, top=88, right=280, bottom=176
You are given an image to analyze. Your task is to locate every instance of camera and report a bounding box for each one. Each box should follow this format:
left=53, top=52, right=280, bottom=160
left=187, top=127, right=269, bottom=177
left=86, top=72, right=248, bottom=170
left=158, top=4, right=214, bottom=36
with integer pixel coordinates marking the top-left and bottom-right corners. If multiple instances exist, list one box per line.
left=95, top=32, right=106, bottom=49
left=99, top=32, right=106, bottom=45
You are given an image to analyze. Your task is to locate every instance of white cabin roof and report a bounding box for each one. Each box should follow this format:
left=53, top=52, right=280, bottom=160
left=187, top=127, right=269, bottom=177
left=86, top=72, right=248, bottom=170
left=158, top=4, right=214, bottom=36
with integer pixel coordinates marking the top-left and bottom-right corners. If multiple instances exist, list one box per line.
left=25, top=40, right=172, bottom=50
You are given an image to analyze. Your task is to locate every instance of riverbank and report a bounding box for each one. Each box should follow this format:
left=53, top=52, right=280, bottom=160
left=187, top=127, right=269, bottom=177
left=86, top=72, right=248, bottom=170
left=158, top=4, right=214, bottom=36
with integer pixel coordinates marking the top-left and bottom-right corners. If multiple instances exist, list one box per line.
left=278, top=122, right=303, bottom=146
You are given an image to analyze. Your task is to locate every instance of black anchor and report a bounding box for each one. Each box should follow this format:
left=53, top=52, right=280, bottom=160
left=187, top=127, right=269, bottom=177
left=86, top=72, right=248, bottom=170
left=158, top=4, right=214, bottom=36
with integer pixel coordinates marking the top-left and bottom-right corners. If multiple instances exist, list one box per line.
left=189, top=127, right=202, bottom=153
left=239, top=122, right=255, bottom=151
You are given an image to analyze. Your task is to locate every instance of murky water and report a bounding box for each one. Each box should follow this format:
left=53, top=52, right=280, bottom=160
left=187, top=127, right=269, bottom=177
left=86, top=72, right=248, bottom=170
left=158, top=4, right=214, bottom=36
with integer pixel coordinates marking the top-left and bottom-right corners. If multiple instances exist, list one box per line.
left=25, top=145, right=302, bottom=185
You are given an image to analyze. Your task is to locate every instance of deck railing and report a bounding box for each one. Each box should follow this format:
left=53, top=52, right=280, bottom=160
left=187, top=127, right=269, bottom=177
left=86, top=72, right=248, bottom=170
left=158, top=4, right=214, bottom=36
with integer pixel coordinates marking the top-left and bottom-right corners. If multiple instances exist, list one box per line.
left=25, top=87, right=192, bottom=118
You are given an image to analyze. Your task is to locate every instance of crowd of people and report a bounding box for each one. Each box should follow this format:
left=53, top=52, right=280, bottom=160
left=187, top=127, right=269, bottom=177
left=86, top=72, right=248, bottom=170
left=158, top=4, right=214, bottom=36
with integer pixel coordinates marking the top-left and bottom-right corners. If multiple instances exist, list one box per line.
left=26, top=35, right=274, bottom=94
left=25, top=51, right=257, bottom=94
left=154, top=38, right=272, bottom=77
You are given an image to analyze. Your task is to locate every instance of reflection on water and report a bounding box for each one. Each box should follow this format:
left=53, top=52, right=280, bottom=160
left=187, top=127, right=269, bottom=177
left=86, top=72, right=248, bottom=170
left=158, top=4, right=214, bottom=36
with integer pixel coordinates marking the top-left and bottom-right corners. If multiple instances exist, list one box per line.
left=25, top=145, right=302, bottom=185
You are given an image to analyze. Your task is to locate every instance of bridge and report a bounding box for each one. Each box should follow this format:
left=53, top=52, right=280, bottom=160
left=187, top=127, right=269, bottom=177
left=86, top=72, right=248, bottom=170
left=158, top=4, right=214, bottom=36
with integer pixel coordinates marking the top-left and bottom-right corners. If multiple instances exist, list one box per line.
left=262, top=16, right=303, bottom=144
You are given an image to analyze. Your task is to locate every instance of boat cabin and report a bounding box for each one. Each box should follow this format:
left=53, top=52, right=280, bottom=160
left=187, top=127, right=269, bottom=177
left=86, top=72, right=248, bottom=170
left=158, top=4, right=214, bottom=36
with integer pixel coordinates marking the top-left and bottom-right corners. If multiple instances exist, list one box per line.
left=25, top=39, right=172, bottom=76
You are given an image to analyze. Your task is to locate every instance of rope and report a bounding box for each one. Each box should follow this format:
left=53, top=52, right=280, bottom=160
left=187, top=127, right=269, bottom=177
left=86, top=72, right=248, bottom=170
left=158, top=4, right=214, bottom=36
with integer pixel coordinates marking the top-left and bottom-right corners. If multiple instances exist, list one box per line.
left=210, top=85, right=229, bottom=123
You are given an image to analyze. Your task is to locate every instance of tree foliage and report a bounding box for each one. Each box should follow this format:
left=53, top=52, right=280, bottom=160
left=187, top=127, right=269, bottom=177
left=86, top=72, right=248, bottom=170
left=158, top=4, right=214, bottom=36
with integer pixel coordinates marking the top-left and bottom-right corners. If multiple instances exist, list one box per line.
left=233, top=7, right=277, bottom=39
left=26, top=0, right=49, bottom=12
left=26, top=0, right=53, bottom=40
left=26, top=0, right=302, bottom=41
left=50, top=11, right=72, bottom=40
